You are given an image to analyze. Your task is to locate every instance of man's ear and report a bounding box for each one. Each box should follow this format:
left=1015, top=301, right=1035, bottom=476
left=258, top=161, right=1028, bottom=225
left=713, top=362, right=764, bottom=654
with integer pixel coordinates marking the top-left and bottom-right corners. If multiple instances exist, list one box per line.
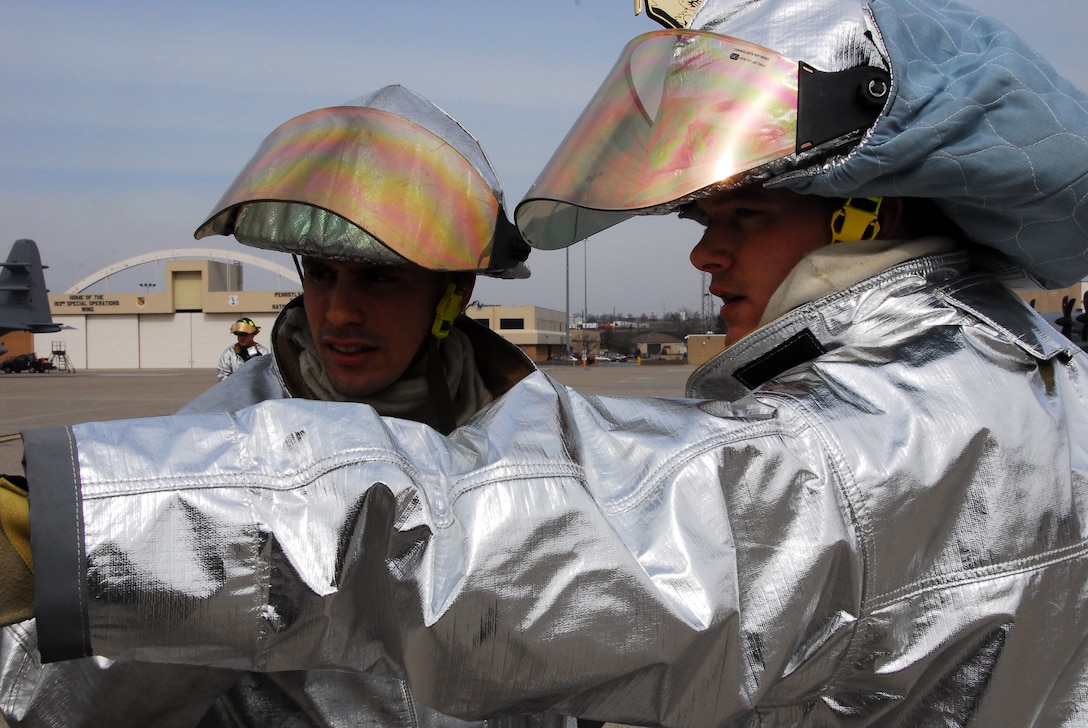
left=875, top=197, right=905, bottom=239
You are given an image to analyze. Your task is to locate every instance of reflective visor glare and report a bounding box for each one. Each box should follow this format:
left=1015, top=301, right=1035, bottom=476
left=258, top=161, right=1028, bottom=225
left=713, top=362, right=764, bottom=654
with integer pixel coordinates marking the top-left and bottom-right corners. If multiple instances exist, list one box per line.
left=517, top=30, right=799, bottom=249
left=197, top=107, right=499, bottom=271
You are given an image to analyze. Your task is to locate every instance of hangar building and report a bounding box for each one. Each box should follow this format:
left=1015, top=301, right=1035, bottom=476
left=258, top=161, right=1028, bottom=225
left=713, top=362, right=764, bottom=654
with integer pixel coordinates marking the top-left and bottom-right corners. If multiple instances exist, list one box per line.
left=23, top=249, right=568, bottom=370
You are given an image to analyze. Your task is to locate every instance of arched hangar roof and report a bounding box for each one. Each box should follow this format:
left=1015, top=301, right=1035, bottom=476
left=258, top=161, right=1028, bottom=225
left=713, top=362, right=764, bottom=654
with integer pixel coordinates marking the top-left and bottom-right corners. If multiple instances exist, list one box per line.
left=65, top=248, right=298, bottom=294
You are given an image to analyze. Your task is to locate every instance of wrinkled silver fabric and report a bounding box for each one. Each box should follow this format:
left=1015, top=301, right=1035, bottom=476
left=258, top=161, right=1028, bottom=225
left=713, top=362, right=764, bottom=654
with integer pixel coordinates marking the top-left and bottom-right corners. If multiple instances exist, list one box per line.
left=690, top=0, right=885, bottom=73
left=24, top=251, right=1088, bottom=726
left=1, top=312, right=553, bottom=728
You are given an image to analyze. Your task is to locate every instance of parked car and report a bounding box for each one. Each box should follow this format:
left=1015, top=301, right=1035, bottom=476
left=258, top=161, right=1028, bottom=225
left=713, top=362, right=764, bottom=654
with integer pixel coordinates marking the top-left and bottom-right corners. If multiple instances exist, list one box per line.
left=1, top=353, right=54, bottom=373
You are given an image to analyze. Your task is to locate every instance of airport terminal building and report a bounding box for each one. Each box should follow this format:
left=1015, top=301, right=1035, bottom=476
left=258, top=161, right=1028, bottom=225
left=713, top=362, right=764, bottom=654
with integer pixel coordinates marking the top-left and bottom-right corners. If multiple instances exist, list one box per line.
left=19, top=251, right=569, bottom=370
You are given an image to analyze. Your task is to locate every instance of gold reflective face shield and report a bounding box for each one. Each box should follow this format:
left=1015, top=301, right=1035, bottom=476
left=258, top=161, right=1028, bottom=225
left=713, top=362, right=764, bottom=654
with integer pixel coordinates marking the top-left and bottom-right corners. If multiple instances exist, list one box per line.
left=516, top=29, right=888, bottom=250
left=196, top=106, right=501, bottom=271
left=517, top=30, right=800, bottom=249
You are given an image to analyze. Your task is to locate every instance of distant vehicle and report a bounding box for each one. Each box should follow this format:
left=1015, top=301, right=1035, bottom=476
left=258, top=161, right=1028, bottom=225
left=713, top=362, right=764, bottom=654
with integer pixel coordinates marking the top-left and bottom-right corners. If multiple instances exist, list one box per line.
left=1, top=352, right=54, bottom=373
left=548, top=354, right=578, bottom=363
left=0, top=239, right=66, bottom=356
left=597, top=351, right=629, bottom=362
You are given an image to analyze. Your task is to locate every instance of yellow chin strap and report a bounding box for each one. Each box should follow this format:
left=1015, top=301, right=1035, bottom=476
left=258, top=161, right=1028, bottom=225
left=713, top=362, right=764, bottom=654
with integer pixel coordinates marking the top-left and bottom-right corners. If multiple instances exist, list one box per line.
left=431, top=281, right=467, bottom=339
left=830, top=197, right=883, bottom=243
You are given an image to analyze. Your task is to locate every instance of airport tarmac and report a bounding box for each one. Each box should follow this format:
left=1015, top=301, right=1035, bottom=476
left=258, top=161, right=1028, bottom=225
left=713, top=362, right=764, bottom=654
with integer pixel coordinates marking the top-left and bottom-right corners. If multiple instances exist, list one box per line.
left=0, top=361, right=697, bottom=475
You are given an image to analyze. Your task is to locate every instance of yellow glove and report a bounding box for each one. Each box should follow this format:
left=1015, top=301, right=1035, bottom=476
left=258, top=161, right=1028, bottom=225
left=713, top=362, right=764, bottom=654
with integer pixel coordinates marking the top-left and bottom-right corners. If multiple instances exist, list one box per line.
left=0, top=474, right=33, bottom=626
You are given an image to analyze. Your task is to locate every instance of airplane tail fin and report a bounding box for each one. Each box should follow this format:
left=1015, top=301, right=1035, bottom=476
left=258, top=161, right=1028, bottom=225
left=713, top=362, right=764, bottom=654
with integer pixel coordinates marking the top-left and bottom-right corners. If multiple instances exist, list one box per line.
left=0, top=239, right=62, bottom=338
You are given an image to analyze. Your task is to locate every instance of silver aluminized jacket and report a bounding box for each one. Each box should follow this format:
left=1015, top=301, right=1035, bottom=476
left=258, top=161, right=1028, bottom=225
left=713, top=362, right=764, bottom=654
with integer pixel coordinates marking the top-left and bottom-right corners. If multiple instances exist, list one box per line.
left=15, top=249, right=1088, bottom=726
left=1, top=307, right=549, bottom=728
left=216, top=342, right=270, bottom=382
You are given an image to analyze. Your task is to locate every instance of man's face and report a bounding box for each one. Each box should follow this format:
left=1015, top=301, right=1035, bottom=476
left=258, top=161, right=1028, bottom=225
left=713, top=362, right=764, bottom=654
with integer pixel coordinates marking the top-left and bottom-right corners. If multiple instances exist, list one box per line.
left=301, top=258, right=449, bottom=399
left=234, top=330, right=256, bottom=348
left=689, top=187, right=838, bottom=346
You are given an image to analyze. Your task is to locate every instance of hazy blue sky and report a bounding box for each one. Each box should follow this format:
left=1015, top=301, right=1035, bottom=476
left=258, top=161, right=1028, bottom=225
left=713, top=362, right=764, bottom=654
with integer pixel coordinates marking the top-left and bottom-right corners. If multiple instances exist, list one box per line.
left=2, top=0, right=1086, bottom=317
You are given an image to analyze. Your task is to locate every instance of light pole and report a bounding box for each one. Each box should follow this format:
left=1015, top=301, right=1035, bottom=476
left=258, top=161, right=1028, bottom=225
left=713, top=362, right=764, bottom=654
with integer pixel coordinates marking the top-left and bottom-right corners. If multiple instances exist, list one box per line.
left=565, top=248, right=571, bottom=355
left=583, top=242, right=589, bottom=359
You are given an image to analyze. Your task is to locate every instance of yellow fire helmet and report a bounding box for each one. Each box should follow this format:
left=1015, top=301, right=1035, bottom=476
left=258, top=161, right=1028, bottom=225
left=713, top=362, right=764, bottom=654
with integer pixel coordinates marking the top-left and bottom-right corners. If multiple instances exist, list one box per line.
left=229, top=318, right=260, bottom=335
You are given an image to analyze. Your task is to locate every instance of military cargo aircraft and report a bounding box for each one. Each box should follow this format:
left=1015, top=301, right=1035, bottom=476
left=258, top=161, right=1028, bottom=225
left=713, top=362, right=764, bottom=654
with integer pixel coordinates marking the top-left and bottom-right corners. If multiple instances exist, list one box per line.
left=0, top=239, right=65, bottom=356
